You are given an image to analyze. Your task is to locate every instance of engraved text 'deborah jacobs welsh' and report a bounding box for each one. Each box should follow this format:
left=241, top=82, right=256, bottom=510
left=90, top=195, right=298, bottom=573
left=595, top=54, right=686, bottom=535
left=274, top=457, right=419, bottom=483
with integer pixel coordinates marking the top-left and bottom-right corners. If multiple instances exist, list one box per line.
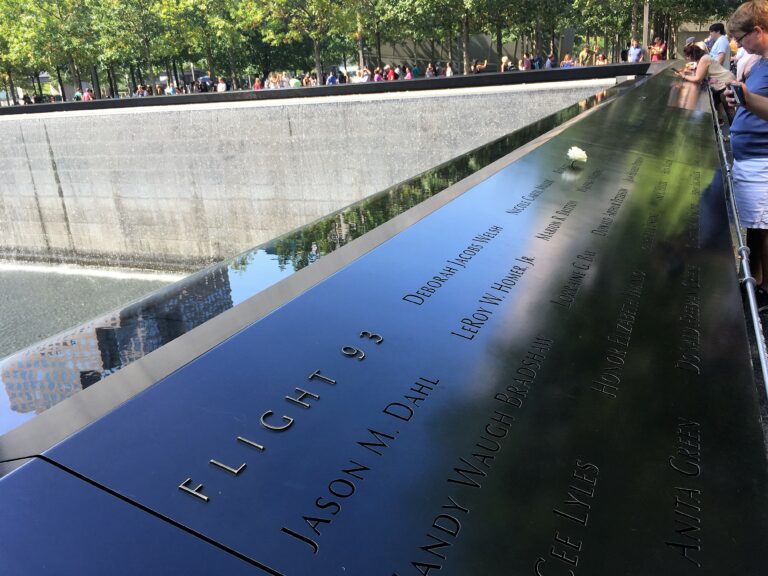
left=2, top=69, right=767, bottom=575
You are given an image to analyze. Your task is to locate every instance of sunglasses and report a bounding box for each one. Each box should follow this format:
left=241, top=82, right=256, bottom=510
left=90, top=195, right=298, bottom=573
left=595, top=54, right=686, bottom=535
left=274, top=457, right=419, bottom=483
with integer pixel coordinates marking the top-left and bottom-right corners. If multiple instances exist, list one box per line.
left=736, top=28, right=755, bottom=44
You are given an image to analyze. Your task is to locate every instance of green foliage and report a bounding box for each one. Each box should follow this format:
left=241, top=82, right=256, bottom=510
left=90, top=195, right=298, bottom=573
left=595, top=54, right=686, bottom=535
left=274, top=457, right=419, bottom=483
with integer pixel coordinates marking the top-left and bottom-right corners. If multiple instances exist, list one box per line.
left=0, top=0, right=747, bottom=89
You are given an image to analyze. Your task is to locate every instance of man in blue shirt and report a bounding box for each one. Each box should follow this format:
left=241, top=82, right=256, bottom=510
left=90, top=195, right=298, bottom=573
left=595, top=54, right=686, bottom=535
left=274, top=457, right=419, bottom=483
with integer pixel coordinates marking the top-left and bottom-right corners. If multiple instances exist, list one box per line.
left=708, top=22, right=731, bottom=66
left=326, top=69, right=337, bottom=85
left=628, top=38, right=644, bottom=62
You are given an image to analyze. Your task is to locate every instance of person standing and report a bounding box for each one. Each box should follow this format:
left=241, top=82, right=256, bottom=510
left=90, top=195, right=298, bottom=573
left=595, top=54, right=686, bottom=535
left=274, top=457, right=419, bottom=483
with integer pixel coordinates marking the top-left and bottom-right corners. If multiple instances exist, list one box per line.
left=545, top=53, right=558, bottom=69
left=650, top=37, right=667, bottom=61
left=628, top=38, right=644, bottom=62
left=676, top=41, right=735, bottom=122
left=726, top=1, right=768, bottom=306
left=577, top=44, right=591, bottom=66
left=708, top=22, right=732, bottom=67
left=590, top=44, right=601, bottom=65
left=325, top=69, right=337, bottom=85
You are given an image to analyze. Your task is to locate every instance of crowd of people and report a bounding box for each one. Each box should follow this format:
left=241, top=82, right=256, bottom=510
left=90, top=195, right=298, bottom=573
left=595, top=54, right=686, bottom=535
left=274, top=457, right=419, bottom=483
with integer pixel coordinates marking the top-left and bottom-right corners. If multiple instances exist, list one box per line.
left=662, top=1, right=768, bottom=313
left=10, top=39, right=659, bottom=104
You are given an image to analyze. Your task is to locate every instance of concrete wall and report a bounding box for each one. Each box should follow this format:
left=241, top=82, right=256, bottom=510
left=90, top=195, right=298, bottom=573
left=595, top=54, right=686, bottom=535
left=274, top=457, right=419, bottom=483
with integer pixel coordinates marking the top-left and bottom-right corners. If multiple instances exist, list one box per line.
left=0, top=79, right=614, bottom=270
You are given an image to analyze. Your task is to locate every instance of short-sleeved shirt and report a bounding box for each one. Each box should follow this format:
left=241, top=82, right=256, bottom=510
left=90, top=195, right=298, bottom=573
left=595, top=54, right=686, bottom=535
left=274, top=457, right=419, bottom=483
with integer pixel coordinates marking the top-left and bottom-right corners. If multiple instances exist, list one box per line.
left=709, top=35, right=731, bottom=66
left=731, top=59, right=768, bottom=161
left=628, top=46, right=643, bottom=62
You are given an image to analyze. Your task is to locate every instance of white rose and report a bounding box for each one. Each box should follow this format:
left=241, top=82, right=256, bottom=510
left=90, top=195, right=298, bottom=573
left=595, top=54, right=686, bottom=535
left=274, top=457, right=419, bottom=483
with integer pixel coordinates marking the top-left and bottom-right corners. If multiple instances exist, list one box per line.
left=567, top=146, right=588, bottom=163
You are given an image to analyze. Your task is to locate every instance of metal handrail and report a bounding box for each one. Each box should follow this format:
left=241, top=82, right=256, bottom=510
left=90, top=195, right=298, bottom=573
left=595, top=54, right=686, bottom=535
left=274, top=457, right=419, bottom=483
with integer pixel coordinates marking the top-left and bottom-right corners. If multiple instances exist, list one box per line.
left=710, top=90, right=768, bottom=394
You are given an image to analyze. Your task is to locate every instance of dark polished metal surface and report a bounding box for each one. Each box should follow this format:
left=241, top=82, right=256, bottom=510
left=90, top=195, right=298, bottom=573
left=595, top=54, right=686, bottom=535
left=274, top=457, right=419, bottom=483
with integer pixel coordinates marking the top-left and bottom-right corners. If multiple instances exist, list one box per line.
left=0, top=76, right=640, bottom=436
left=1, top=68, right=765, bottom=574
left=0, top=458, right=257, bottom=574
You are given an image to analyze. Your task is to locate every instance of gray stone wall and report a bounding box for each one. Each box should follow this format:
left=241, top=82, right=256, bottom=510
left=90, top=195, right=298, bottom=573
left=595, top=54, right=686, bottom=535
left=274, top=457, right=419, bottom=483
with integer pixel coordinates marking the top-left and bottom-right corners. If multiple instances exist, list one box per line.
left=0, top=79, right=614, bottom=270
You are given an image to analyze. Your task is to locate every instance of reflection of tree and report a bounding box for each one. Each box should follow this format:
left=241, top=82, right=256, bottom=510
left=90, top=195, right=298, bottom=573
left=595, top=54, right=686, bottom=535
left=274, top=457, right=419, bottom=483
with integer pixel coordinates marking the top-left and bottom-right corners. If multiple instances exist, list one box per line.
left=269, top=85, right=619, bottom=272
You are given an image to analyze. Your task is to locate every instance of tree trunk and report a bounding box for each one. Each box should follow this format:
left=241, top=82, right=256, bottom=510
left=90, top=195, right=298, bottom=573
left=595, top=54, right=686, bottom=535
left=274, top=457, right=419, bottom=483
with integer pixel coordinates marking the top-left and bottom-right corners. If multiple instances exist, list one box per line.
left=376, top=27, right=382, bottom=67
left=35, top=73, right=43, bottom=96
left=67, top=56, right=80, bottom=91
left=356, top=11, right=365, bottom=68
left=631, top=0, right=638, bottom=39
left=143, top=38, right=155, bottom=81
left=2, top=76, right=10, bottom=105
left=107, top=65, right=117, bottom=97
left=228, top=51, right=239, bottom=89
left=7, top=70, right=18, bottom=105
left=496, top=21, right=503, bottom=64
left=551, top=27, right=557, bottom=58
left=535, top=21, right=542, bottom=57
left=205, top=43, right=215, bottom=78
left=669, top=19, right=677, bottom=58
left=172, top=60, right=180, bottom=88
left=56, top=66, right=67, bottom=101
left=448, top=26, right=454, bottom=64
left=91, top=65, right=101, bottom=98
left=313, top=39, right=323, bottom=84
left=462, top=12, right=470, bottom=74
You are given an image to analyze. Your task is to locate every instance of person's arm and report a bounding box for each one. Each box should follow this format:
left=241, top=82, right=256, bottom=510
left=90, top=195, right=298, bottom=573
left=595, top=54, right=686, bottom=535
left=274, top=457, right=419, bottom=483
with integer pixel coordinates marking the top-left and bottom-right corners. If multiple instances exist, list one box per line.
left=726, top=82, right=768, bottom=120
left=716, top=51, right=726, bottom=65
left=675, top=56, right=710, bottom=83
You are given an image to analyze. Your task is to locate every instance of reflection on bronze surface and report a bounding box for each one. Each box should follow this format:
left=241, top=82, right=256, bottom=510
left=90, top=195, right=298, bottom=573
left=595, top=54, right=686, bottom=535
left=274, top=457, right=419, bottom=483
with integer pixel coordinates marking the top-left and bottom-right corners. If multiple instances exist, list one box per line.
left=668, top=81, right=701, bottom=111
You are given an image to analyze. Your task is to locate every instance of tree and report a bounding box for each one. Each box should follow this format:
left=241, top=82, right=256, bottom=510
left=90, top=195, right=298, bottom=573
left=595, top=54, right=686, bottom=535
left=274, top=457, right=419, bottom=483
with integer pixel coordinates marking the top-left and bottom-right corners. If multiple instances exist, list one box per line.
left=259, top=0, right=354, bottom=83
left=89, top=0, right=163, bottom=89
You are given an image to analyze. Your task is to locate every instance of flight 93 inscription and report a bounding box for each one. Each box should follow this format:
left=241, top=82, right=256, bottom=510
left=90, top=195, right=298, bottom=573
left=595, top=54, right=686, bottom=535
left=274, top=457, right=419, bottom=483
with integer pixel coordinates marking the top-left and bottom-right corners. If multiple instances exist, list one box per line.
left=5, top=70, right=768, bottom=575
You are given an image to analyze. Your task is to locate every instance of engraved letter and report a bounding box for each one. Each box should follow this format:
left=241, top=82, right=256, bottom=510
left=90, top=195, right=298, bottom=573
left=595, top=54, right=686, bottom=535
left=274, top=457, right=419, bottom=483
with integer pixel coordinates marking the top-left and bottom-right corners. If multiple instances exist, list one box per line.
left=261, top=410, right=295, bottom=432
left=433, top=514, right=461, bottom=537
left=281, top=527, right=319, bottom=554
left=178, top=478, right=209, bottom=502
left=286, top=387, right=320, bottom=409
left=384, top=402, right=414, bottom=421
left=669, top=456, right=700, bottom=477
left=209, top=459, right=246, bottom=476
left=237, top=436, right=265, bottom=451
left=308, top=369, right=337, bottom=385
left=535, top=558, right=575, bottom=576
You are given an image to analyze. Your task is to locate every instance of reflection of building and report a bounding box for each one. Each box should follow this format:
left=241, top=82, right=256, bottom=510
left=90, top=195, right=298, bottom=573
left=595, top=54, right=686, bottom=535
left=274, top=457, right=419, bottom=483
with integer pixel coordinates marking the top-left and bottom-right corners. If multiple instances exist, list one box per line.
left=2, top=316, right=120, bottom=414
left=2, top=268, right=233, bottom=415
